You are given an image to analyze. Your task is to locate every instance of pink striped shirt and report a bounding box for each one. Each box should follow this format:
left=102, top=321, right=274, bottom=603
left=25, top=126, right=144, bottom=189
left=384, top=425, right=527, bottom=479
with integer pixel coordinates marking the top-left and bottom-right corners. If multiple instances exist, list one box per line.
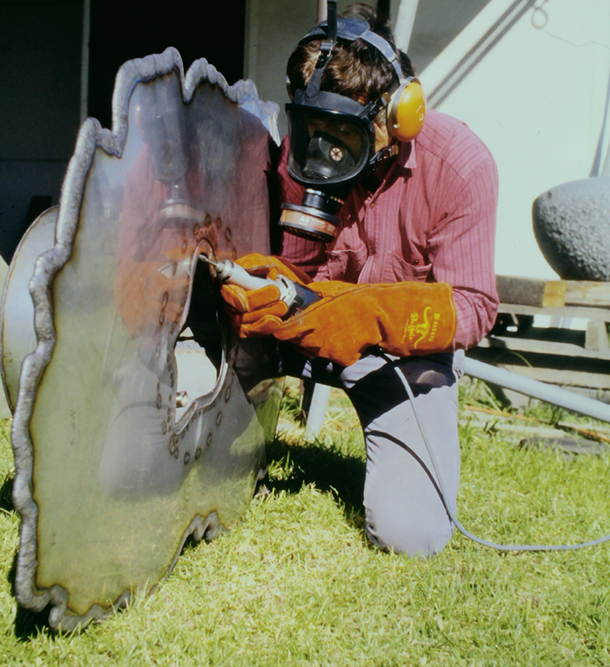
left=278, top=109, right=499, bottom=350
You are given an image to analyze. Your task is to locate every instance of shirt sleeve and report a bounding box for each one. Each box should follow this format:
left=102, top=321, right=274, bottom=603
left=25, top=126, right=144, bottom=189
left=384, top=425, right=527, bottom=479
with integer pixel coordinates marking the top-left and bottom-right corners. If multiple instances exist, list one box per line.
left=427, top=158, right=499, bottom=350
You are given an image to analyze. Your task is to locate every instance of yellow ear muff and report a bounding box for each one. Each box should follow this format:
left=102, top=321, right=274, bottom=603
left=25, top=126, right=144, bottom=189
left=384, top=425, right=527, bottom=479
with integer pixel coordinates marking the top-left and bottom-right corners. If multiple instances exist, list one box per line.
left=387, top=78, right=426, bottom=142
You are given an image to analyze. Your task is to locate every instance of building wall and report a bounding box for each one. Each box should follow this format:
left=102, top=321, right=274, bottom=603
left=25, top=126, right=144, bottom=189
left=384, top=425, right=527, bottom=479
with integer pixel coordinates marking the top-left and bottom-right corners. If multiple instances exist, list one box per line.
left=0, top=0, right=83, bottom=263
left=244, top=0, right=491, bottom=134
left=245, top=0, right=406, bottom=136
left=421, top=0, right=610, bottom=279
left=244, top=0, right=610, bottom=280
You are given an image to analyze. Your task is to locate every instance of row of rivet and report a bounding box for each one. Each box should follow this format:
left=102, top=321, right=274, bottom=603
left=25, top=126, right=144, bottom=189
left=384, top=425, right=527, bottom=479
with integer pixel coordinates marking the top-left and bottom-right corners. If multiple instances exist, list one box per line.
left=192, top=218, right=237, bottom=259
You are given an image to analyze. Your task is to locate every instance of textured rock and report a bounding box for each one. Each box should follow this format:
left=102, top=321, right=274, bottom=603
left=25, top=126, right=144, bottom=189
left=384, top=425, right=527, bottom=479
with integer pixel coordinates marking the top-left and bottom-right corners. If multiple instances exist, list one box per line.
left=532, top=176, right=610, bottom=280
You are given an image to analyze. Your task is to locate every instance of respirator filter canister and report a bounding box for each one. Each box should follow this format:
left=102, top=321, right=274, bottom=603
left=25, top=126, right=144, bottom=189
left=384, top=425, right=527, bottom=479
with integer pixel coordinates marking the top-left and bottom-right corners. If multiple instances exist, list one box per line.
left=280, top=105, right=375, bottom=242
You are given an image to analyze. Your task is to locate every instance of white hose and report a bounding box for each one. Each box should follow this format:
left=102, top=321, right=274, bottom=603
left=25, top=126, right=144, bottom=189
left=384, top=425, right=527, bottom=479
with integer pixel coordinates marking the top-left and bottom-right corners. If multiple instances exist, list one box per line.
left=387, top=355, right=610, bottom=552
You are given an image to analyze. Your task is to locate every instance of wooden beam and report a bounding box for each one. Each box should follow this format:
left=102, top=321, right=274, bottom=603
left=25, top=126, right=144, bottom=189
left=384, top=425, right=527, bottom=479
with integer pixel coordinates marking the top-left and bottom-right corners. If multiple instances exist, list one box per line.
left=496, top=276, right=610, bottom=309
left=496, top=276, right=566, bottom=307
left=565, top=281, right=610, bottom=308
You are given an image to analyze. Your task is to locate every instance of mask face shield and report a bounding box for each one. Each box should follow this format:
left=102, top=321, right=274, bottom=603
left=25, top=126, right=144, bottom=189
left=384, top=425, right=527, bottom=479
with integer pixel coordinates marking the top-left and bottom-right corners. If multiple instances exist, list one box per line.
left=286, top=105, right=373, bottom=188
left=280, top=103, right=377, bottom=243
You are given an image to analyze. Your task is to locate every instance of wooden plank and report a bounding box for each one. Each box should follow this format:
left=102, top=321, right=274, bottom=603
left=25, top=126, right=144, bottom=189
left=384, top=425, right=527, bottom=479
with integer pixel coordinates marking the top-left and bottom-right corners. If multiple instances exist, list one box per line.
left=496, top=276, right=610, bottom=309
left=586, top=319, right=610, bottom=351
left=496, top=276, right=565, bottom=307
left=565, top=281, right=610, bottom=308
left=498, top=303, right=610, bottom=322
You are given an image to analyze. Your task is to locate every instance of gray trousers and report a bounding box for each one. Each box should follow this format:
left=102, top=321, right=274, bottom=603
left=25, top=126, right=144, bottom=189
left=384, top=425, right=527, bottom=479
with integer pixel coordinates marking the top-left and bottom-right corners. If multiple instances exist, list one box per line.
left=279, top=346, right=462, bottom=558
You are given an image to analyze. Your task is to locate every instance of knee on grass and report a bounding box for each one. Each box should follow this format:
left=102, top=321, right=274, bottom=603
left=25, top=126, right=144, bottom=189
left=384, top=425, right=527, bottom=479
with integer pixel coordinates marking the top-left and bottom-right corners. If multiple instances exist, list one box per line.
left=365, top=513, right=454, bottom=558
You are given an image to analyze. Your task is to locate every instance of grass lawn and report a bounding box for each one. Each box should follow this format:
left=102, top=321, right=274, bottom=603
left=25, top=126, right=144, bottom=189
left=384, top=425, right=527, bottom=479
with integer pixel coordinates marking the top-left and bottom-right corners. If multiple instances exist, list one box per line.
left=1, top=379, right=610, bottom=665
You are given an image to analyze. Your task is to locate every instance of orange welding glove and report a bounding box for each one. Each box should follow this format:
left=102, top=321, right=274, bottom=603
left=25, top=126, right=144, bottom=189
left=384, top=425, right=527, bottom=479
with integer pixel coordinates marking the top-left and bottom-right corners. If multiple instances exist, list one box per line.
left=273, top=281, right=457, bottom=367
left=220, top=253, right=313, bottom=336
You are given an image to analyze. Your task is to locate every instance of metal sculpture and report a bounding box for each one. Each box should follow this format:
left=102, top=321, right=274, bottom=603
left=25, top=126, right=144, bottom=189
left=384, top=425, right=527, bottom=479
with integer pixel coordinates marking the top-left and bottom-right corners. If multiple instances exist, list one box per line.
left=0, top=48, right=282, bottom=630
left=533, top=176, right=610, bottom=280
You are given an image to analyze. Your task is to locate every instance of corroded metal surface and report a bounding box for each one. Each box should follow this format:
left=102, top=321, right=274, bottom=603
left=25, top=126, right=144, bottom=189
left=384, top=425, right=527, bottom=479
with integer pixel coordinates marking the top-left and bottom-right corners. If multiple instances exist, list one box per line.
left=4, top=48, right=281, bottom=630
left=533, top=177, right=610, bottom=280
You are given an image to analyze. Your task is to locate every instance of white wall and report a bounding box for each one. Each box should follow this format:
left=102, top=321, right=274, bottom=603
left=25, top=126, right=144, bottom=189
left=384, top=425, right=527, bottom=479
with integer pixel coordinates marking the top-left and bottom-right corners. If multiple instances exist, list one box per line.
left=245, top=0, right=610, bottom=280
left=420, top=0, right=610, bottom=279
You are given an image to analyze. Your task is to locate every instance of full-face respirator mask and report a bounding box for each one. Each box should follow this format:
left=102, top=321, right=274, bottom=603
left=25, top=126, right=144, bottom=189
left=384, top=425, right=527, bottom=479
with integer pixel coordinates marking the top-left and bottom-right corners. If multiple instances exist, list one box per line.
left=279, top=1, right=426, bottom=243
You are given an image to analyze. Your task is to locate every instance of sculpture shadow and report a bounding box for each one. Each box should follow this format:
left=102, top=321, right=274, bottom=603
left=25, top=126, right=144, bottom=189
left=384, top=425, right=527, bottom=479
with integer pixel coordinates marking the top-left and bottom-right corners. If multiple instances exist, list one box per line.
left=0, top=475, right=56, bottom=639
left=5, top=549, right=55, bottom=640
left=0, top=472, right=13, bottom=513
left=263, top=435, right=367, bottom=533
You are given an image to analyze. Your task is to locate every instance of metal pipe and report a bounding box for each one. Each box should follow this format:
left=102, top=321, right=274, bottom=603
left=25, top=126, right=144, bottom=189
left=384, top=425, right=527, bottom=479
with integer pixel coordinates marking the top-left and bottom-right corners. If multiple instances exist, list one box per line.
left=318, top=0, right=326, bottom=22
left=305, top=383, right=332, bottom=440
left=463, top=356, right=610, bottom=423
left=394, top=0, right=420, bottom=52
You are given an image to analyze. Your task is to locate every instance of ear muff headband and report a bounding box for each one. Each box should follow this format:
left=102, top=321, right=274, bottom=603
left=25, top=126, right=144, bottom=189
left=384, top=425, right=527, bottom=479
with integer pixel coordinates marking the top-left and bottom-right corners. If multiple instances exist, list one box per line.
left=299, top=16, right=426, bottom=142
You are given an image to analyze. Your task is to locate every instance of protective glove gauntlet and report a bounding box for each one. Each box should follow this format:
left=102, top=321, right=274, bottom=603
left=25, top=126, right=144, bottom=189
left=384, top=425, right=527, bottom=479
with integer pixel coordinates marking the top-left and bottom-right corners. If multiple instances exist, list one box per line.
left=275, top=280, right=457, bottom=366
left=219, top=254, right=457, bottom=366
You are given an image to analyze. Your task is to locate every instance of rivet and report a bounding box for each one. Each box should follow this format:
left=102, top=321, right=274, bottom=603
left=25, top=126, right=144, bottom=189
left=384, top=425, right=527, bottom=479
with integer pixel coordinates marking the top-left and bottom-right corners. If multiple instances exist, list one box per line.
left=216, top=412, right=223, bottom=426
left=169, top=442, right=175, bottom=455
left=193, top=223, right=200, bottom=236
left=156, top=394, right=163, bottom=410
left=184, top=451, right=191, bottom=464
left=159, top=309, right=165, bottom=326
left=232, top=247, right=237, bottom=260
left=182, top=239, right=188, bottom=253
left=162, top=421, right=167, bottom=435
left=204, top=214, right=212, bottom=227
left=162, top=291, right=169, bottom=308
left=225, top=227, right=232, bottom=242
left=206, top=432, right=213, bottom=448
left=174, top=447, right=180, bottom=459
left=215, top=217, right=222, bottom=229
left=224, top=386, right=231, bottom=402
left=195, top=447, right=202, bottom=459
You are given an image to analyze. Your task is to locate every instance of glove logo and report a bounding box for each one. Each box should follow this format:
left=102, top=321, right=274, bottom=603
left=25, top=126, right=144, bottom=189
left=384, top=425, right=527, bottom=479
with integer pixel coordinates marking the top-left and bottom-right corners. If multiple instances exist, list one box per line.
left=404, top=307, right=441, bottom=349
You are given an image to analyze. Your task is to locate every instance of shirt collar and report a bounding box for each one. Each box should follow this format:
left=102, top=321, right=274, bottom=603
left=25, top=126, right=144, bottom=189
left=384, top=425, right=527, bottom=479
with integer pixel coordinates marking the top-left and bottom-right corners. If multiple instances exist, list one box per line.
left=397, top=140, right=417, bottom=169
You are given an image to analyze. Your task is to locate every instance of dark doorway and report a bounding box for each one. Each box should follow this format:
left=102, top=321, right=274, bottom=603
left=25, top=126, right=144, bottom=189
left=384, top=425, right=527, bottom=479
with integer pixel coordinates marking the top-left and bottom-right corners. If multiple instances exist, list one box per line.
left=88, top=0, right=246, bottom=129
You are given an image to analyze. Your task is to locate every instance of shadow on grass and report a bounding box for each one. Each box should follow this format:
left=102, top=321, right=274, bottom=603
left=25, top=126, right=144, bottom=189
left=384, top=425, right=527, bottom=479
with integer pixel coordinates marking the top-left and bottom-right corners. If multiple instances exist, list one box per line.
left=14, top=604, right=54, bottom=641
left=0, top=472, right=14, bottom=513
left=263, top=436, right=367, bottom=533
left=5, top=551, right=55, bottom=640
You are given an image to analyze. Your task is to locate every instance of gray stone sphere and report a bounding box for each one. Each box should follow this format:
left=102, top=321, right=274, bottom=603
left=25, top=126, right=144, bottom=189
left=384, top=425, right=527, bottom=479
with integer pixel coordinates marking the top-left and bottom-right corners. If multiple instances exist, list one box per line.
left=532, top=176, right=610, bottom=280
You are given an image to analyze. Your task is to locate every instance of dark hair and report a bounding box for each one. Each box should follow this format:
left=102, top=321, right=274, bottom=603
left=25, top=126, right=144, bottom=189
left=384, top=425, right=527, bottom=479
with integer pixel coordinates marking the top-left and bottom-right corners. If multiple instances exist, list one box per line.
left=287, top=3, right=415, bottom=104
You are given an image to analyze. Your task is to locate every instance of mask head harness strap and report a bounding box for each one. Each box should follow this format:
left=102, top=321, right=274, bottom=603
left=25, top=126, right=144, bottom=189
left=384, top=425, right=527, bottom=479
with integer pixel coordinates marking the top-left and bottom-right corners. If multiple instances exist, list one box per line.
left=279, top=2, right=426, bottom=243
left=291, top=3, right=426, bottom=144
